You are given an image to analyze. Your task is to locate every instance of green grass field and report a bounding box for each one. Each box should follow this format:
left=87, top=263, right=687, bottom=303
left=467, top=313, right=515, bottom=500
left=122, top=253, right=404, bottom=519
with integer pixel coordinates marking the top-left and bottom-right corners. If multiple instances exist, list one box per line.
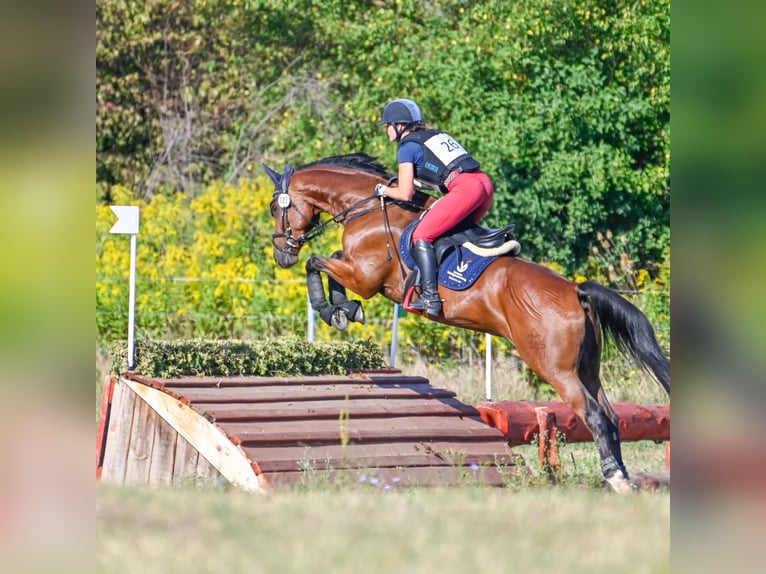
left=97, top=480, right=669, bottom=574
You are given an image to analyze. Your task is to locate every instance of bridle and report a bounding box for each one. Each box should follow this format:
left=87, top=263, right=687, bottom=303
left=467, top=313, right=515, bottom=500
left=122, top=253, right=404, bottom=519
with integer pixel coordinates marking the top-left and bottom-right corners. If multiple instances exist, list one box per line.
left=270, top=190, right=382, bottom=257
left=269, top=191, right=318, bottom=256
left=269, top=169, right=421, bottom=264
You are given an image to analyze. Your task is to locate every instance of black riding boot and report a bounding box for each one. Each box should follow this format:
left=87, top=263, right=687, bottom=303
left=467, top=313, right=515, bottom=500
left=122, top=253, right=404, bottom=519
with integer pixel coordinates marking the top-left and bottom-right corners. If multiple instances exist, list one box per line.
left=410, top=239, right=442, bottom=316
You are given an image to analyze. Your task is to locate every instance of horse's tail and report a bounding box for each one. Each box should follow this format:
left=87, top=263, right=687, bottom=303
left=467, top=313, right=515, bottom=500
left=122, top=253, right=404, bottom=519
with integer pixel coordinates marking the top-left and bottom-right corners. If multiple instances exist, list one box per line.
left=577, top=281, right=670, bottom=397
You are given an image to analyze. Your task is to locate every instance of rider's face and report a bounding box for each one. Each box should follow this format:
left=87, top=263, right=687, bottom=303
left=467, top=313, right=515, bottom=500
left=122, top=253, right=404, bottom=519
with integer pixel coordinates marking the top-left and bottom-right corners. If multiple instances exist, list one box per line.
left=386, top=123, right=407, bottom=142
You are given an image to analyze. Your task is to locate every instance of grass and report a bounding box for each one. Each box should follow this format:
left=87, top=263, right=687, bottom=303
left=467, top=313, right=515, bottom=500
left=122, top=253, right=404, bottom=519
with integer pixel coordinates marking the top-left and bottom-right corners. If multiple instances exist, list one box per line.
left=97, top=481, right=669, bottom=574
left=396, top=354, right=669, bottom=406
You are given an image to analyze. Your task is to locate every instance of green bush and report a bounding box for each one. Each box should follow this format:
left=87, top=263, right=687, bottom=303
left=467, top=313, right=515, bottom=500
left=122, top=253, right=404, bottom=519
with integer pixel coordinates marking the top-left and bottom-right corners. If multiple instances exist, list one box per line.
left=110, top=336, right=387, bottom=378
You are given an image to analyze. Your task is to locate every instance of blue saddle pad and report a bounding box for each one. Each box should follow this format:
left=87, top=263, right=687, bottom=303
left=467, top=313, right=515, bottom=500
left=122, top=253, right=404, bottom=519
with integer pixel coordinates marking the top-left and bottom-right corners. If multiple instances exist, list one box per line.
left=399, top=223, right=497, bottom=291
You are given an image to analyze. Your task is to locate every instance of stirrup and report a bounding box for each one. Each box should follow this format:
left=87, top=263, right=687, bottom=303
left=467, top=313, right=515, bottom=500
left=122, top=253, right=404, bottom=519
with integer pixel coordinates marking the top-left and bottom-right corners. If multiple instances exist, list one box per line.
left=409, top=295, right=442, bottom=316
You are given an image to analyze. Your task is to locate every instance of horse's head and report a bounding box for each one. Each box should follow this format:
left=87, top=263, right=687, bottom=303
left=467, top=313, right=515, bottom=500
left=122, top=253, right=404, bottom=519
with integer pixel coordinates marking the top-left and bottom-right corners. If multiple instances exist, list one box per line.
left=262, top=162, right=322, bottom=268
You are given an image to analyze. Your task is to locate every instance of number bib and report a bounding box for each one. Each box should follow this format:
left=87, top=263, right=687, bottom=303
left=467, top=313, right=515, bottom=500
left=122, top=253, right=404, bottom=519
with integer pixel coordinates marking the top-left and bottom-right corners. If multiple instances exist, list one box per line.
left=400, top=129, right=480, bottom=188
left=423, top=132, right=470, bottom=166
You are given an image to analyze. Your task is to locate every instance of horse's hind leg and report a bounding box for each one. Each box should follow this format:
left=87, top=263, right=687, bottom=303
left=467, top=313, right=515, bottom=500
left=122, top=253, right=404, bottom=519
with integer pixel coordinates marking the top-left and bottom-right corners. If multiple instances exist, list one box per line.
left=515, top=318, right=631, bottom=493
left=535, top=371, right=629, bottom=492
left=577, top=306, right=631, bottom=493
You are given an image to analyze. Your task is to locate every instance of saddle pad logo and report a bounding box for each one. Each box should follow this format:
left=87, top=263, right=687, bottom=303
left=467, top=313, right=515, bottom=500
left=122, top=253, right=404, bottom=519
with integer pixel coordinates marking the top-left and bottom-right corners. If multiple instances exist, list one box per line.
left=447, top=260, right=470, bottom=285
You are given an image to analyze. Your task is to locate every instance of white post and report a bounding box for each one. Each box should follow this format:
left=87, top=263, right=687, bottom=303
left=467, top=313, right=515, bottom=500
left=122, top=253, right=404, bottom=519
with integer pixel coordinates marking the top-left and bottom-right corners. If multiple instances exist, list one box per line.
left=485, top=333, right=492, bottom=401
left=108, top=205, right=140, bottom=372
left=307, top=294, right=316, bottom=342
left=127, top=234, right=137, bottom=370
left=390, top=303, right=400, bottom=367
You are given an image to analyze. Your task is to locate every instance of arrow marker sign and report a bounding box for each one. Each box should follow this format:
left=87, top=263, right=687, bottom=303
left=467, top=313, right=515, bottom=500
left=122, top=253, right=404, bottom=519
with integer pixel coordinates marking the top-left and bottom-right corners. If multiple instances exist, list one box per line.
left=109, top=205, right=140, bottom=234
left=108, top=205, right=140, bottom=369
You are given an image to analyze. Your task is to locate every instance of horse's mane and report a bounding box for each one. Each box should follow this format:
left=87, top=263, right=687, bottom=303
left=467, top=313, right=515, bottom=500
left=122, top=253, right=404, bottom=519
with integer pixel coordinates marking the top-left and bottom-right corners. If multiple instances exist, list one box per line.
left=298, top=153, right=393, bottom=179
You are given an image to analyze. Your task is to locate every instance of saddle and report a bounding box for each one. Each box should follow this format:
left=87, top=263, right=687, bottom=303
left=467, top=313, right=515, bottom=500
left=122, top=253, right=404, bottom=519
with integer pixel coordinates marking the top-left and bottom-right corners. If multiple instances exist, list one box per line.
left=401, top=219, right=521, bottom=268
left=433, top=220, right=521, bottom=261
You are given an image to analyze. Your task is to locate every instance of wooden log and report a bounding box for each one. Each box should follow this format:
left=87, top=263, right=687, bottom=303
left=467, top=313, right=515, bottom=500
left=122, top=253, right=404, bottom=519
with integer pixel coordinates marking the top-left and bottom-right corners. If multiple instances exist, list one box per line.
left=476, top=401, right=670, bottom=444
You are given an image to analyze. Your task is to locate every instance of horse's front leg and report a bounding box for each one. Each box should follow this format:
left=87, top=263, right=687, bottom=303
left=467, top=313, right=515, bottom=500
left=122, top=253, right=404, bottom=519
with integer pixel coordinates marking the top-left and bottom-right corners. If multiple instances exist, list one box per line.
left=306, top=253, right=365, bottom=331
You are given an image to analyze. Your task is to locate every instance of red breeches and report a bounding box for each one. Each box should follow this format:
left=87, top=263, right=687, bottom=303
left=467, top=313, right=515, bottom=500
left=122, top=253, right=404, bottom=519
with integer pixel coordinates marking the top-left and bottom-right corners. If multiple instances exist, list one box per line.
left=412, top=171, right=494, bottom=243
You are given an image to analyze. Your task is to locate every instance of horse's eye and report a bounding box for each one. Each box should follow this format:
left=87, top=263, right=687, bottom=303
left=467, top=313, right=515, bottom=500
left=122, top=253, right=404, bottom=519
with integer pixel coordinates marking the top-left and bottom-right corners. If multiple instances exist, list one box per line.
left=269, top=201, right=278, bottom=216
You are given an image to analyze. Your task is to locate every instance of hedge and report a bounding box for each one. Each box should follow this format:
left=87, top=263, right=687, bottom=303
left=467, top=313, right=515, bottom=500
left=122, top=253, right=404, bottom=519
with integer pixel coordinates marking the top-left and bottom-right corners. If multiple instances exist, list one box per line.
left=110, top=336, right=387, bottom=378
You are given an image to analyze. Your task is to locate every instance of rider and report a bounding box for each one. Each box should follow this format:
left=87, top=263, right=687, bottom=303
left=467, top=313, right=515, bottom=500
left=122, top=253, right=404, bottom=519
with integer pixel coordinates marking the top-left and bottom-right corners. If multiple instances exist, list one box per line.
left=374, top=98, right=495, bottom=316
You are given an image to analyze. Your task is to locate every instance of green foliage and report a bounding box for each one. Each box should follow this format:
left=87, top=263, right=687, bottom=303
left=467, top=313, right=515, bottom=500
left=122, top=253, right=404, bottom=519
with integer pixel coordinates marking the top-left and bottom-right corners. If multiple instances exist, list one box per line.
left=97, top=0, right=669, bottom=271
left=109, top=336, right=386, bottom=378
left=96, top=176, right=669, bottom=375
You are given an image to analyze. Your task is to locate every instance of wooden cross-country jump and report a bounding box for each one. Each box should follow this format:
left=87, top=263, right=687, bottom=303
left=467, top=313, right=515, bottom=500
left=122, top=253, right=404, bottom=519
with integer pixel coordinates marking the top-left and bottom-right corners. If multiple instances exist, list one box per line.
left=96, top=371, right=521, bottom=492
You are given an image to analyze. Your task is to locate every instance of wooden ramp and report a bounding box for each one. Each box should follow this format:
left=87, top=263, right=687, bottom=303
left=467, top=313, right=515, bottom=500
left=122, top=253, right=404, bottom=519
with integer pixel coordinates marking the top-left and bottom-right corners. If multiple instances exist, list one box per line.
left=97, top=371, right=521, bottom=492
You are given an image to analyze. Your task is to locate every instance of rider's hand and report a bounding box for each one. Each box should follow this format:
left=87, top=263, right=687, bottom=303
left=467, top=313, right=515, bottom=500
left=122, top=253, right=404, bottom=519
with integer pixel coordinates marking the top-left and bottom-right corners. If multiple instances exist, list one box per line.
left=374, top=183, right=386, bottom=197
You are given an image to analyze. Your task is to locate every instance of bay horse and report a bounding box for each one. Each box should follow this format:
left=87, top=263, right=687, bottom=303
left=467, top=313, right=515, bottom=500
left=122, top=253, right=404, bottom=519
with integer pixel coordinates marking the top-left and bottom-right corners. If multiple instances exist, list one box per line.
left=263, top=153, right=670, bottom=493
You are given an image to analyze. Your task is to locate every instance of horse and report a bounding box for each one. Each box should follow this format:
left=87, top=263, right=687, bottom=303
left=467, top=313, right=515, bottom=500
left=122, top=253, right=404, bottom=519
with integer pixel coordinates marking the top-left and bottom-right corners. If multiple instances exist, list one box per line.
left=262, top=152, right=670, bottom=493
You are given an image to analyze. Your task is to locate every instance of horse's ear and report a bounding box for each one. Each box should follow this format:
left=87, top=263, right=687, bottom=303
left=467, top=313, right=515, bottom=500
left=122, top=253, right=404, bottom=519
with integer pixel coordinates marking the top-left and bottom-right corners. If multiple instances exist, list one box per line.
left=262, top=163, right=282, bottom=187
left=282, top=164, right=294, bottom=193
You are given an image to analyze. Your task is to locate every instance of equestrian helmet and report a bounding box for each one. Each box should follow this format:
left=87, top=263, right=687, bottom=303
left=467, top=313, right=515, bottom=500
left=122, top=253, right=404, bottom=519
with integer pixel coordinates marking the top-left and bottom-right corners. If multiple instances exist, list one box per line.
left=381, top=98, right=424, bottom=125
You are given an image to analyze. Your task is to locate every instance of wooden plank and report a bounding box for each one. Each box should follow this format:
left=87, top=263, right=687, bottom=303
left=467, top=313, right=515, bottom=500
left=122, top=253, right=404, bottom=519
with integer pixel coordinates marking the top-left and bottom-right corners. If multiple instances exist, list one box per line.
left=148, top=418, right=178, bottom=485
left=190, top=397, right=480, bottom=421
left=123, top=378, right=265, bottom=493
left=220, top=415, right=506, bottom=446
left=166, top=384, right=456, bottom=404
left=263, top=464, right=516, bottom=489
left=162, top=376, right=431, bottom=387
left=172, top=434, right=199, bottom=486
left=129, top=373, right=430, bottom=388
left=124, top=393, right=157, bottom=485
left=100, top=379, right=137, bottom=483
left=244, top=441, right=518, bottom=472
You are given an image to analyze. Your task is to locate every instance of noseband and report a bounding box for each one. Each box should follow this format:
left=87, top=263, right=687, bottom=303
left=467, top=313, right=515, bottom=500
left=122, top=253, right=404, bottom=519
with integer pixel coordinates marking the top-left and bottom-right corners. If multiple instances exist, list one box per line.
left=270, top=191, right=318, bottom=256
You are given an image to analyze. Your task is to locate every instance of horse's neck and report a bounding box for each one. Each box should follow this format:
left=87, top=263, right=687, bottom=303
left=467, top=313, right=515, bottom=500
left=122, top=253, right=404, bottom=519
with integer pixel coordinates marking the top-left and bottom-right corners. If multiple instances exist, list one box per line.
left=301, top=178, right=378, bottom=216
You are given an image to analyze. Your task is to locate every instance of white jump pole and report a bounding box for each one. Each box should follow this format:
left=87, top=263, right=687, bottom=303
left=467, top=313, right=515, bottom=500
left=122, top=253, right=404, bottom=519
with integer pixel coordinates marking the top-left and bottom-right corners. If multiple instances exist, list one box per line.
left=390, top=303, right=401, bottom=367
left=485, top=333, right=492, bottom=401
left=307, top=294, right=316, bottom=342
left=127, top=234, right=137, bottom=369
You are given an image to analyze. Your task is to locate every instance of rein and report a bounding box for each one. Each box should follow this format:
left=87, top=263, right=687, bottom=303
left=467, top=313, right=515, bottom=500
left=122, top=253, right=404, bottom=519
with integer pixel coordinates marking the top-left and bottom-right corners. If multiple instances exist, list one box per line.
left=271, top=171, right=427, bottom=275
left=272, top=194, right=382, bottom=252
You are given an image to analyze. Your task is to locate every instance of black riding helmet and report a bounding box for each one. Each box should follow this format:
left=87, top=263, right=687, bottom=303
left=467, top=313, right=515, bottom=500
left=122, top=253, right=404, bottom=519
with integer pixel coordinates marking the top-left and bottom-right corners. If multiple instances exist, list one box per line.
left=381, top=98, right=424, bottom=142
left=380, top=98, right=424, bottom=125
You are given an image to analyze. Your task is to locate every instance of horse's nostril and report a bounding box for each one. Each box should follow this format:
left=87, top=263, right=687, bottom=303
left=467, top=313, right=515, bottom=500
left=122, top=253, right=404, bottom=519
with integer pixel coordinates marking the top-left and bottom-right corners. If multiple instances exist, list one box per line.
left=275, top=251, right=297, bottom=269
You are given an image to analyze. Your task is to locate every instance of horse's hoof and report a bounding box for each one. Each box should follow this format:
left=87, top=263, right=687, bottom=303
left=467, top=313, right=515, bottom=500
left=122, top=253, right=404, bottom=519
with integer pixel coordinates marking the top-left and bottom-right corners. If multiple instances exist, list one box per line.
left=605, top=471, right=634, bottom=494
left=330, top=308, right=349, bottom=331
left=340, top=300, right=365, bottom=324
